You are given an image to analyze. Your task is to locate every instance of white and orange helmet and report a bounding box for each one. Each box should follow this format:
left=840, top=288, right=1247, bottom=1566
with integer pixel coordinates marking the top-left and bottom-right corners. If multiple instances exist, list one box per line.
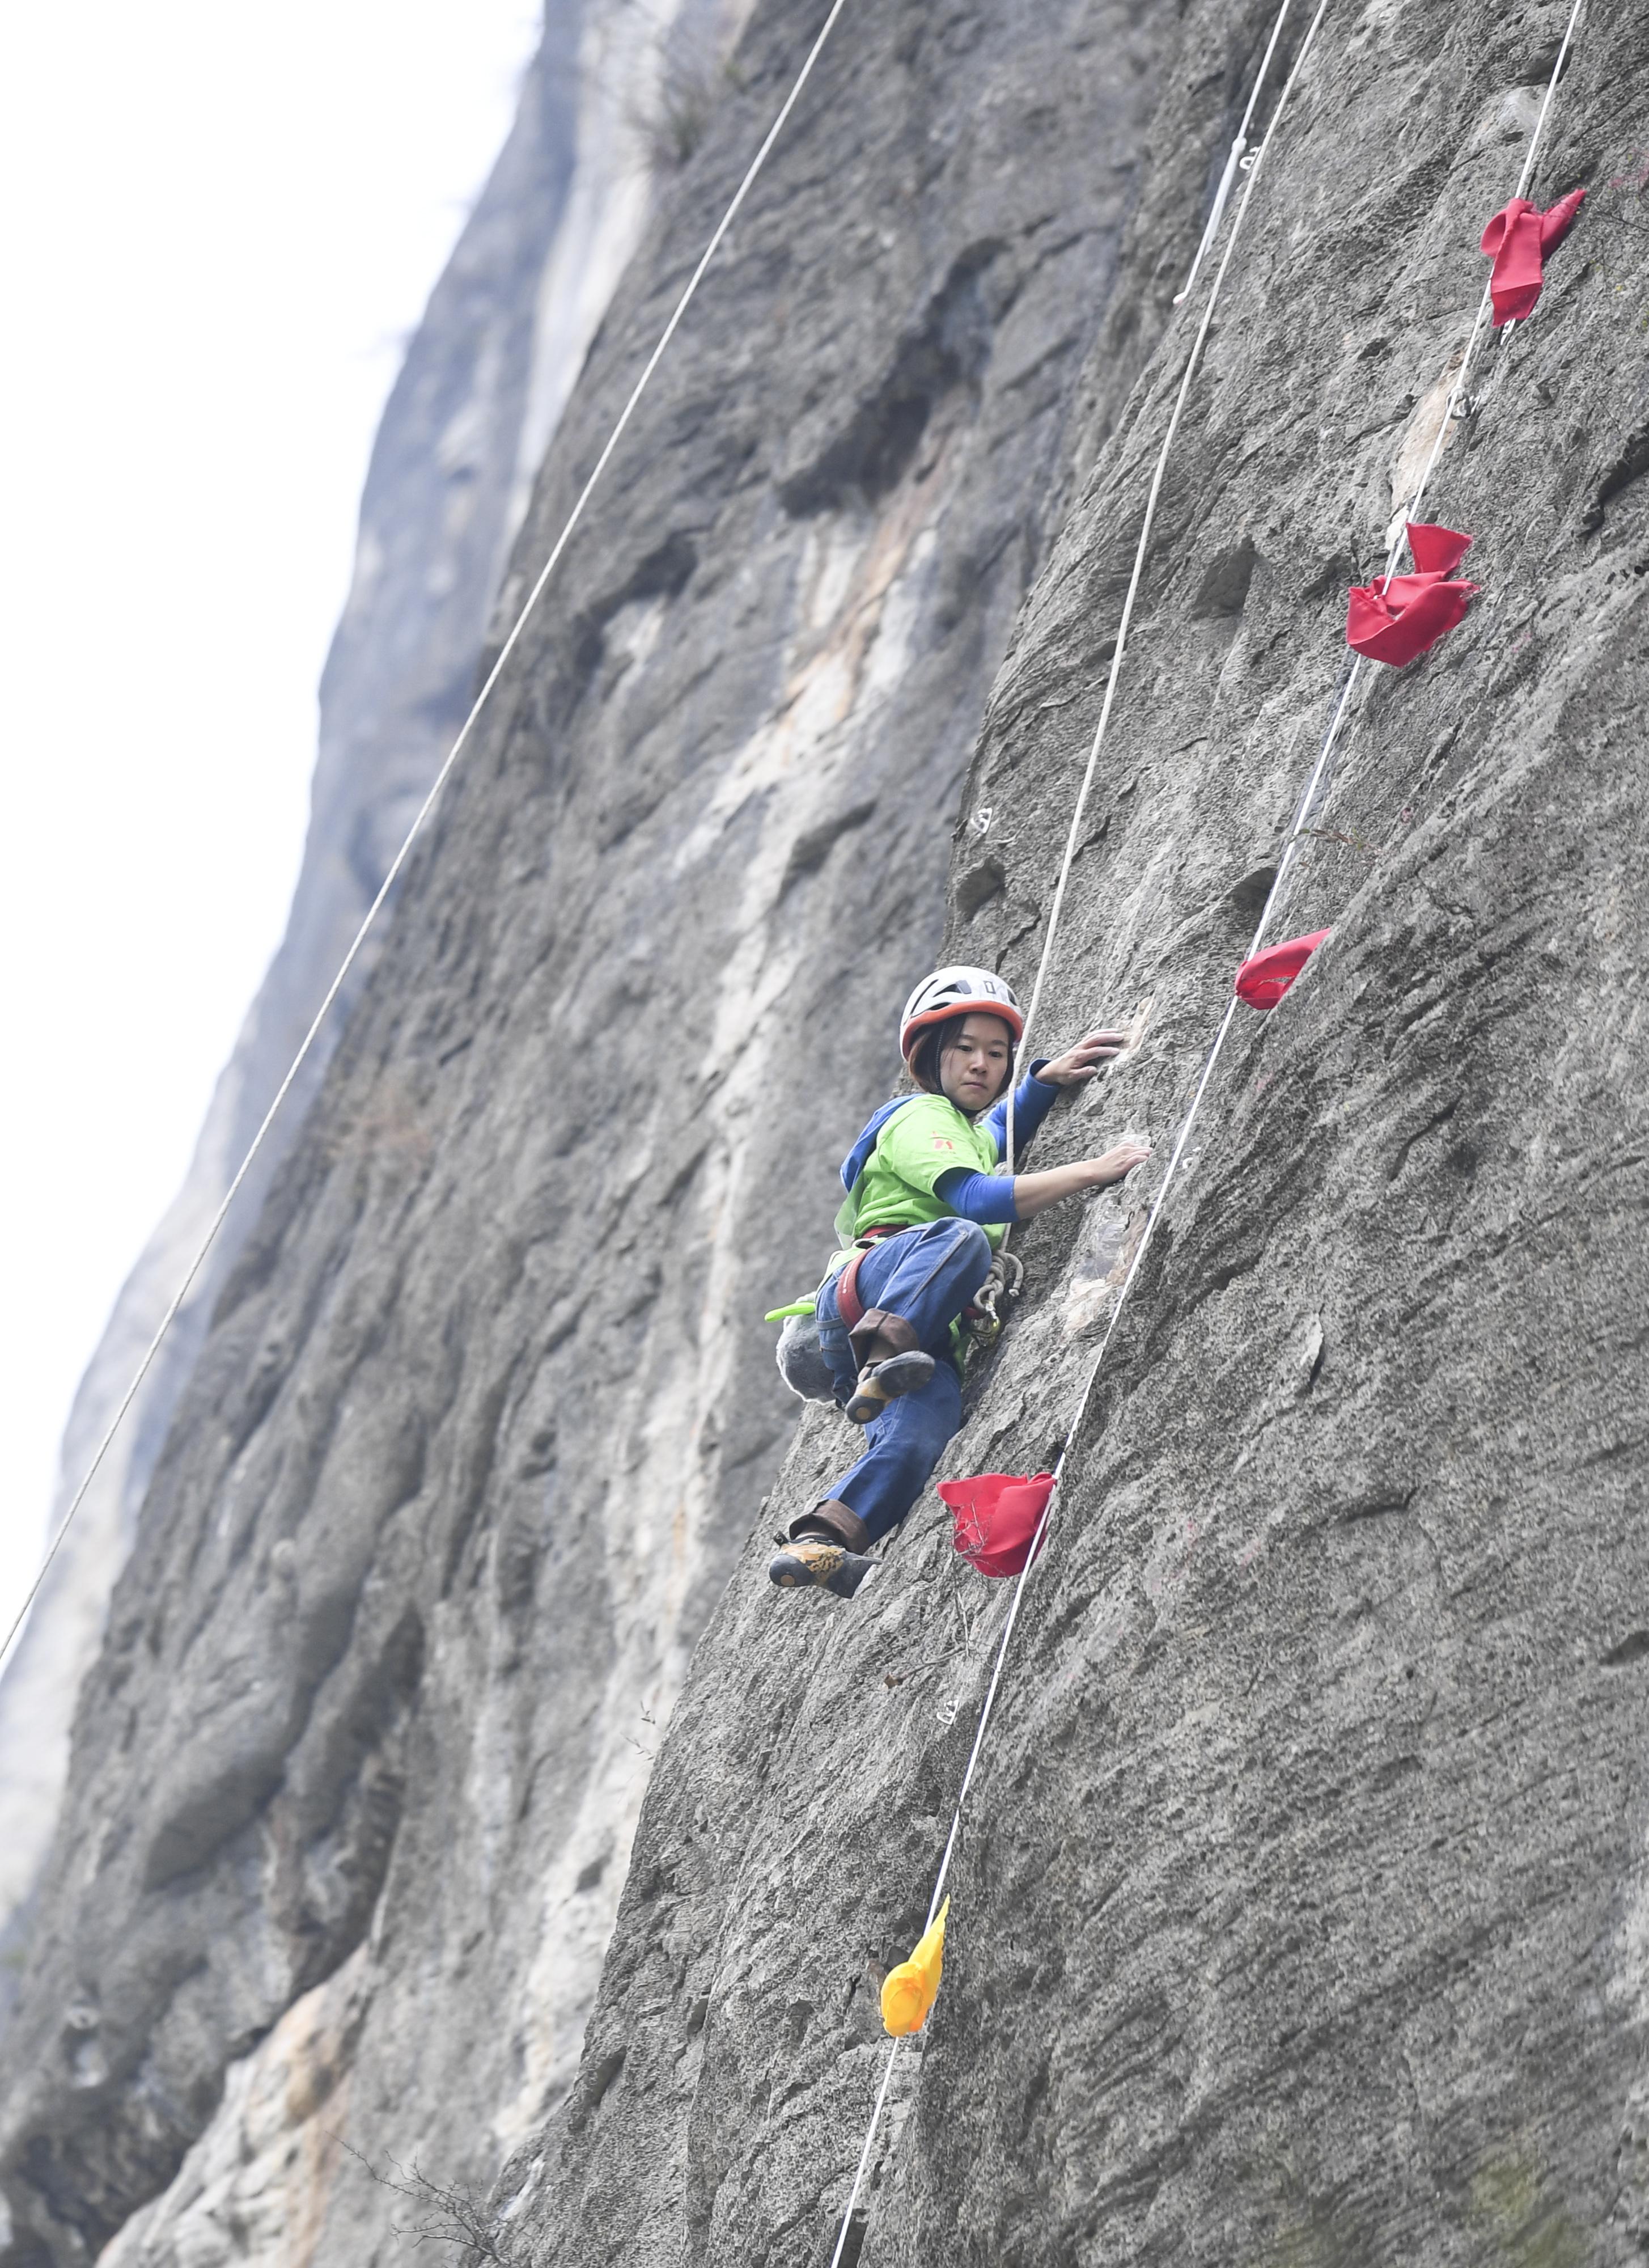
left=899, top=965, right=1024, bottom=1069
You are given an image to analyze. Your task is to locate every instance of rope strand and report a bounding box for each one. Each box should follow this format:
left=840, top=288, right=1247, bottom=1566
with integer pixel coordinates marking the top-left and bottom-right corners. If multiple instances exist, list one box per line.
left=1172, top=0, right=1300, bottom=304
left=825, top=3, right=1325, bottom=2252
left=1006, top=0, right=1330, bottom=1175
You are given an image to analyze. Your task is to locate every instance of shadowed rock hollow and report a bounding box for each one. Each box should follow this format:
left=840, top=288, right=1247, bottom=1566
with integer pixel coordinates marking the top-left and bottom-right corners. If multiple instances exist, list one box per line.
left=3, top=1, right=1647, bottom=2265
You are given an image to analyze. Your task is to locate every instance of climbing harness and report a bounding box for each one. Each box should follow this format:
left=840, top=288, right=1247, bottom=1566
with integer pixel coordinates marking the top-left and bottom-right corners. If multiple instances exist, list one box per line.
left=0, top=0, right=854, bottom=1678
left=827, top=1226, right=909, bottom=1336
left=960, top=1246, right=1024, bottom=1348
left=828, top=0, right=1591, bottom=2253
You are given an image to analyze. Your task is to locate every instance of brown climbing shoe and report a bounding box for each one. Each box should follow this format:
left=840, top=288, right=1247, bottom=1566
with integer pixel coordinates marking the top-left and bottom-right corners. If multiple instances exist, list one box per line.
left=845, top=1348, right=936, bottom=1425
left=767, top=1537, right=879, bottom=1600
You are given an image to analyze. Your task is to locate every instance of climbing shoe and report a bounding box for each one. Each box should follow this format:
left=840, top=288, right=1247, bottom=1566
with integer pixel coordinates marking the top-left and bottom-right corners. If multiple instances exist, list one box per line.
left=845, top=1348, right=936, bottom=1425
left=767, top=1537, right=880, bottom=1599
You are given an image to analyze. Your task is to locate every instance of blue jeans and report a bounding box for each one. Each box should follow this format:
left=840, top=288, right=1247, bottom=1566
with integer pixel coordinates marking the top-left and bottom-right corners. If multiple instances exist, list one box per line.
left=815, top=1218, right=993, bottom=1545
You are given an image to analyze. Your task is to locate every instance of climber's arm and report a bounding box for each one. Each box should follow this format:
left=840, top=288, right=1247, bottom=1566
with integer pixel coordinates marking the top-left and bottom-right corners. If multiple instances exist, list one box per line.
left=982, top=1062, right=1057, bottom=1156
left=1007, top=1143, right=1150, bottom=1218
left=935, top=1168, right=1019, bottom=1224
left=935, top=1139, right=1150, bottom=1226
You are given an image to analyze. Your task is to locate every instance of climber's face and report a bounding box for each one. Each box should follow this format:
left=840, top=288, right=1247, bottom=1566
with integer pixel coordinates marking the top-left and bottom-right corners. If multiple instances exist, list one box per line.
left=939, top=1014, right=1014, bottom=1113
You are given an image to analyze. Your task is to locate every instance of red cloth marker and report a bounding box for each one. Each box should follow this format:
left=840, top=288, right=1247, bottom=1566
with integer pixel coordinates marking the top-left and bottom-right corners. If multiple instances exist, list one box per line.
left=1346, top=521, right=1478, bottom=666
left=1480, top=188, right=1586, bottom=327
left=938, top=1471, right=1056, bottom=1579
left=1235, top=928, right=1330, bottom=1010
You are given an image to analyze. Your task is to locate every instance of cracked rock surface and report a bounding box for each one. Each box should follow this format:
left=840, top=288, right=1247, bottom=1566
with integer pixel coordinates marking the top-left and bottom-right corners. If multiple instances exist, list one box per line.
left=514, top=6, right=1649, bottom=2264
left=0, top=0, right=617, bottom=2001
left=5, top=3, right=1647, bottom=2265
left=0, top=0, right=1173, bottom=2260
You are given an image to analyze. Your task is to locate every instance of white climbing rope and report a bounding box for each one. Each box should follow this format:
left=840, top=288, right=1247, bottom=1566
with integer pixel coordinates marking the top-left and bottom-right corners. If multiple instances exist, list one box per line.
left=914, top=653, right=1349, bottom=1949
left=1512, top=0, right=1588, bottom=204
left=0, top=0, right=852, bottom=1681
left=1005, top=0, right=1332, bottom=1175
left=830, top=2, right=1592, bottom=2251
left=1009, top=0, right=1586, bottom=1182
left=1255, top=0, right=1587, bottom=919
left=1172, top=0, right=1300, bottom=304
left=825, top=2, right=1326, bottom=2250
left=825, top=2039, right=906, bottom=2268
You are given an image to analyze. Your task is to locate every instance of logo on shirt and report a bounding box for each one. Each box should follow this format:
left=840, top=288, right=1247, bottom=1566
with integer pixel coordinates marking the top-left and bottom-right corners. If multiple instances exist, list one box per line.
left=930, top=1137, right=957, bottom=1152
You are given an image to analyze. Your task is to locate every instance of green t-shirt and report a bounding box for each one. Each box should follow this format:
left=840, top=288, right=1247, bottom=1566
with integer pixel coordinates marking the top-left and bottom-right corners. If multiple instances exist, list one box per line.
left=833, top=1094, right=1008, bottom=1257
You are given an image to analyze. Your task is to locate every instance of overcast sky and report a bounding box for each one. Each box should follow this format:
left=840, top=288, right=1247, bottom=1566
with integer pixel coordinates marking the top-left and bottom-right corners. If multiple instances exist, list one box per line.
left=0, top=1, right=543, bottom=1647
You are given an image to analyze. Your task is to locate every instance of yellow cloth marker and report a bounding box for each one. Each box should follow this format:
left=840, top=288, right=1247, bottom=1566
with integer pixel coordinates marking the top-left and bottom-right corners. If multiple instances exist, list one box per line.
left=880, top=1897, right=949, bottom=2036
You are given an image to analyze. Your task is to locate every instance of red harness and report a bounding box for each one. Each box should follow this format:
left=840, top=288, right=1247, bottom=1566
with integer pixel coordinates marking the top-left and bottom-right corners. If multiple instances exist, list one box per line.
left=832, top=1225, right=904, bottom=1333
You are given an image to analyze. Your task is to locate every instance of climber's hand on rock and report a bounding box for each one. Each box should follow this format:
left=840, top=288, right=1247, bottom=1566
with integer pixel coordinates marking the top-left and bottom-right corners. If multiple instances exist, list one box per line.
left=1010, top=1140, right=1151, bottom=1219
left=1087, top=1140, right=1150, bottom=1187
left=1038, top=1029, right=1130, bottom=1086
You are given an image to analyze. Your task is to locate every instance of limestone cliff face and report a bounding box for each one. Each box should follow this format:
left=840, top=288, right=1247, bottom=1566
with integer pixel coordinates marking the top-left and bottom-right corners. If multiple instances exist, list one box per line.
left=0, top=0, right=702, bottom=2015
left=8, top=3, right=1644, bottom=2263
left=511, top=6, right=1649, bottom=2265
left=0, top=0, right=1166, bottom=2260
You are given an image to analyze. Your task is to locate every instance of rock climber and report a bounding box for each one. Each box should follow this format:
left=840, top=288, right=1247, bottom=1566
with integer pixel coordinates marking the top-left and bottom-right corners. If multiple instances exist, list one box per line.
left=768, top=964, right=1149, bottom=1598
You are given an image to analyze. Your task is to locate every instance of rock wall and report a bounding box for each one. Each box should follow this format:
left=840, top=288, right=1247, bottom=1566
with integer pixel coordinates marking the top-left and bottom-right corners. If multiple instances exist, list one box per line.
left=0, top=0, right=1175, bottom=2259
left=511, top=4, right=1649, bottom=2264
left=0, top=0, right=702, bottom=2017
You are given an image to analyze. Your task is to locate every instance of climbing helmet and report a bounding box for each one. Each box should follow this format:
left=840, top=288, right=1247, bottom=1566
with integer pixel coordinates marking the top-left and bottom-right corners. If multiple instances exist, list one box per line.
left=898, top=965, right=1024, bottom=1067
